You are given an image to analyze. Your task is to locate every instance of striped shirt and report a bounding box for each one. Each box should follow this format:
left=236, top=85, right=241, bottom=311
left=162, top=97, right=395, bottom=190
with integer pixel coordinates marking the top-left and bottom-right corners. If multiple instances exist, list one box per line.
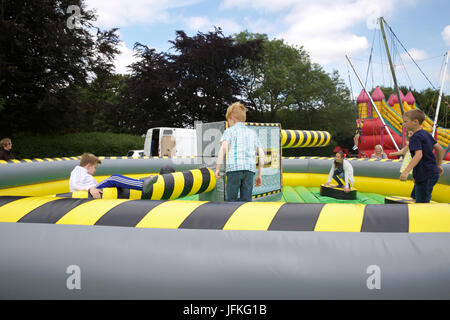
left=220, top=122, right=261, bottom=173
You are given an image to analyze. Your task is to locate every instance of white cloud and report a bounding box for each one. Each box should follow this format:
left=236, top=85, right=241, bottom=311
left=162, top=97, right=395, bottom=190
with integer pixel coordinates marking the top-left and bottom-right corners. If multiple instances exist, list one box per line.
left=185, top=16, right=211, bottom=31
left=220, top=0, right=416, bottom=65
left=275, top=0, right=407, bottom=65
left=442, top=25, right=450, bottom=46
left=85, top=0, right=203, bottom=28
left=400, top=48, right=428, bottom=62
left=184, top=16, right=242, bottom=34
left=114, top=41, right=137, bottom=74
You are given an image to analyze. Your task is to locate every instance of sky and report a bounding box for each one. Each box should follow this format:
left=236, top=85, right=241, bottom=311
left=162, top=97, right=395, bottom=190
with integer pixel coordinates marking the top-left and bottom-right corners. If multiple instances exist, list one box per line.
left=85, top=0, right=450, bottom=97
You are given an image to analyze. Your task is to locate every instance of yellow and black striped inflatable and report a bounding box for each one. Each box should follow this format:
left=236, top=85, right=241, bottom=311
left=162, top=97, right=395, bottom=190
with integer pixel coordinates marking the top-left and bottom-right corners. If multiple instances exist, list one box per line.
left=1, top=196, right=449, bottom=232
left=281, top=130, right=331, bottom=148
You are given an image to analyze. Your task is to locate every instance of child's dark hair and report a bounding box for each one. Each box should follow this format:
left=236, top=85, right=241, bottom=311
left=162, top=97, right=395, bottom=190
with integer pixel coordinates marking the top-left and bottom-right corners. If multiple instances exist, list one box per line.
left=334, top=150, right=344, bottom=167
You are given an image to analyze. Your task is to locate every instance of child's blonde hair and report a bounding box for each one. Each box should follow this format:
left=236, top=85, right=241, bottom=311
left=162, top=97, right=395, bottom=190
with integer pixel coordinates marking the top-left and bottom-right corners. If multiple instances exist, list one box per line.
left=374, top=144, right=383, bottom=152
left=80, top=152, right=102, bottom=167
left=226, top=102, right=246, bottom=122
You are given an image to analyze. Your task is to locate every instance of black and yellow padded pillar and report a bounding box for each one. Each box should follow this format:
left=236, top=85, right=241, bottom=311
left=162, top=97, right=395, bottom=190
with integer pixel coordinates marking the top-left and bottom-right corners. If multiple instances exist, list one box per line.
left=281, top=130, right=331, bottom=148
left=141, top=167, right=216, bottom=200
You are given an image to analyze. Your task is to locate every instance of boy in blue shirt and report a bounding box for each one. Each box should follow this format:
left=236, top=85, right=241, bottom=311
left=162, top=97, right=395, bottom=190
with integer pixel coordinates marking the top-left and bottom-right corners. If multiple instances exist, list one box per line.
left=215, top=102, right=265, bottom=202
left=400, top=109, right=444, bottom=203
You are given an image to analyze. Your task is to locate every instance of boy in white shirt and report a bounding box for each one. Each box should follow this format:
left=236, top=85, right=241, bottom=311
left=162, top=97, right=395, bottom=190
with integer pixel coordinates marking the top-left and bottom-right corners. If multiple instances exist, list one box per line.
left=69, top=153, right=158, bottom=199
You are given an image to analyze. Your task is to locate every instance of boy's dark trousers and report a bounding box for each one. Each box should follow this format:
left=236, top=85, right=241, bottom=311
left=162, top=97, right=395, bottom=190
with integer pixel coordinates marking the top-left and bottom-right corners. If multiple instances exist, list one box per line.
left=225, top=170, right=255, bottom=202
left=411, top=174, right=440, bottom=203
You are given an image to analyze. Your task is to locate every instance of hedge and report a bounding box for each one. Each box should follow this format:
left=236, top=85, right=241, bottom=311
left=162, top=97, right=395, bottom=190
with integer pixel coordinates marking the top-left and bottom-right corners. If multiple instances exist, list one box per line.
left=9, top=132, right=145, bottom=159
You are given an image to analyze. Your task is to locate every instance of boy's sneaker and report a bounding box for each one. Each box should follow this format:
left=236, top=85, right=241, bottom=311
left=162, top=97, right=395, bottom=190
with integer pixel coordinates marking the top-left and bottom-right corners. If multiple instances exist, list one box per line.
left=142, top=176, right=158, bottom=199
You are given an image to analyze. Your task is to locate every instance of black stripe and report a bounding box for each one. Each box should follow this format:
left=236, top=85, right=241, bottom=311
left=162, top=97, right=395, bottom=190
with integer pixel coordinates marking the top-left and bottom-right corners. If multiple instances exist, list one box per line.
left=361, top=204, right=409, bottom=232
left=318, top=131, right=325, bottom=146
left=0, top=196, right=27, bottom=207
left=179, top=171, right=194, bottom=198
left=197, top=167, right=211, bottom=194
left=293, top=130, right=300, bottom=146
left=285, top=130, right=292, bottom=145
left=56, top=193, right=73, bottom=197
left=268, top=203, right=324, bottom=231
left=18, top=198, right=93, bottom=224
left=179, top=202, right=245, bottom=229
left=162, top=173, right=175, bottom=200
left=95, top=200, right=165, bottom=227
left=117, top=187, right=131, bottom=199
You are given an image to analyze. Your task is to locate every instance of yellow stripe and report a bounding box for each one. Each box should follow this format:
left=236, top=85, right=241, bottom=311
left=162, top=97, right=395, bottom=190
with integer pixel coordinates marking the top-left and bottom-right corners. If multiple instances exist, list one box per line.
left=223, top=202, right=284, bottom=230
left=135, top=200, right=207, bottom=229
left=314, top=203, right=365, bottom=232
left=310, top=131, right=319, bottom=146
left=204, top=168, right=216, bottom=192
left=150, top=176, right=165, bottom=200
left=408, top=204, right=450, bottom=232
left=317, top=132, right=325, bottom=146
left=0, top=196, right=62, bottom=222
left=102, top=188, right=118, bottom=199
left=286, top=130, right=297, bottom=148
left=56, top=199, right=130, bottom=225
left=280, top=130, right=287, bottom=146
left=72, top=191, right=89, bottom=198
left=190, top=169, right=204, bottom=195
left=324, top=132, right=331, bottom=146
left=130, top=189, right=142, bottom=199
left=170, top=172, right=186, bottom=200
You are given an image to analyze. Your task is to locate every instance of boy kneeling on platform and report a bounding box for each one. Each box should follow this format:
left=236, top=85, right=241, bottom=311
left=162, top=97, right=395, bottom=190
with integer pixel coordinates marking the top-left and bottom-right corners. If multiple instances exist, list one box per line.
left=324, top=150, right=354, bottom=193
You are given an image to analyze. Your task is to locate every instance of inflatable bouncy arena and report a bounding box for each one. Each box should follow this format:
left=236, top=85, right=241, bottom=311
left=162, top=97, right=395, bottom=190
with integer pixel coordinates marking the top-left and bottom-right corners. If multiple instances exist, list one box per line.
left=0, top=122, right=449, bottom=299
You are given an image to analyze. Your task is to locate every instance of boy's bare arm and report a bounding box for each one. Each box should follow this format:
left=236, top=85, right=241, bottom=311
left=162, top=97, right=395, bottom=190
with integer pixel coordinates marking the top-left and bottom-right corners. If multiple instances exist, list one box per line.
left=389, top=145, right=408, bottom=157
left=215, top=141, right=227, bottom=179
left=434, top=143, right=445, bottom=175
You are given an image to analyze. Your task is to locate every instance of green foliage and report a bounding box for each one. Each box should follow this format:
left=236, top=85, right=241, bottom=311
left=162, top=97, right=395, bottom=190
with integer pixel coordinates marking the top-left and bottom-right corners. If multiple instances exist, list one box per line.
left=11, top=132, right=144, bottom=159
left=0, top=0, right=120, bottom=135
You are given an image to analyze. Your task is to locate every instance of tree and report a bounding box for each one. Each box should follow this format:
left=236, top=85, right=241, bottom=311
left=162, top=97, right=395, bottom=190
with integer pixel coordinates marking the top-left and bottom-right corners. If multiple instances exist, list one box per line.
left=118, top=44, right=177, bottom=134
left=0, top=0, right=120, bottom=135
left=168, top=28, right=262, bottom=125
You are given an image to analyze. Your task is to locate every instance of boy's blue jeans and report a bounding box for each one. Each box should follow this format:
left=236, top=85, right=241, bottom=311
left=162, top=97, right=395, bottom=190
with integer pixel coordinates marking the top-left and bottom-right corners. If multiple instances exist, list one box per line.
left=226, top=170, right=255, bottom=202
left=411, top=174, right=440, bottom=203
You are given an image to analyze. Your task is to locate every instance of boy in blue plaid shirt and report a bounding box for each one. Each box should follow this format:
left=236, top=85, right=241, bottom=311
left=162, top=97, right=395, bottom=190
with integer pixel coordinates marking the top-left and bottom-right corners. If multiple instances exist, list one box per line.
left=215, top=102, right=265, bottom=201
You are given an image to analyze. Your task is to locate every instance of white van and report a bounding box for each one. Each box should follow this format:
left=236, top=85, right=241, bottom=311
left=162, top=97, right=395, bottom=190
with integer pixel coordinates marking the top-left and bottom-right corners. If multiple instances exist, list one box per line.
left=143, top=127, right=197, bottom=157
